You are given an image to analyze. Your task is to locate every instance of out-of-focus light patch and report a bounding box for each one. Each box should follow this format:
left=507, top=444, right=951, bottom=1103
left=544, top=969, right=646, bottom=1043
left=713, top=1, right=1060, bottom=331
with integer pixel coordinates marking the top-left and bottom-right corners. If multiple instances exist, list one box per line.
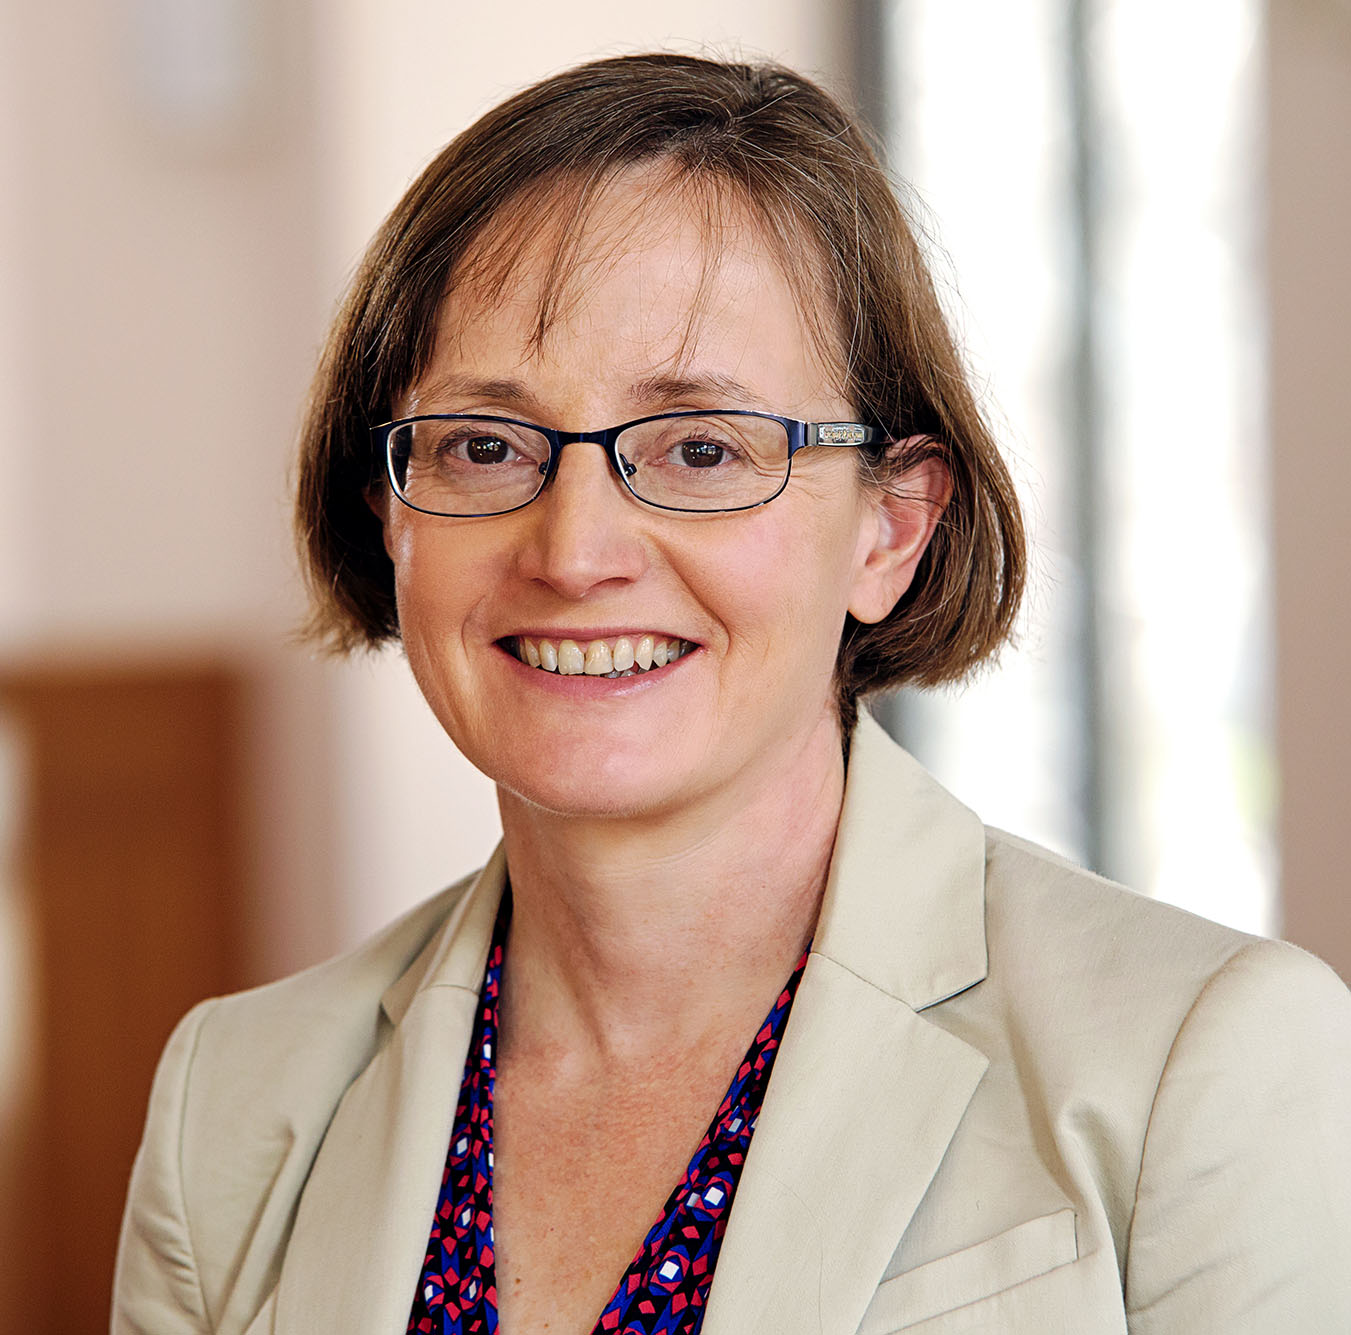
left=884, top=0, right=1087, bottom=866
left=1094, top=0, right=1273, bottom=933
left=883, top=0, right=1273, bottom=934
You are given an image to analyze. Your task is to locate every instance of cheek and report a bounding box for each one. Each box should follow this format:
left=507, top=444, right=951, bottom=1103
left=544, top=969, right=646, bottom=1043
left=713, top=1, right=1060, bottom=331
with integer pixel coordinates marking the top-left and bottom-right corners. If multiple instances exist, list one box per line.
left=702, top=505, right=864, bottom=662
left=386, top=519, right=497, bottom=653
left=388, top=525, right=445, bottom=637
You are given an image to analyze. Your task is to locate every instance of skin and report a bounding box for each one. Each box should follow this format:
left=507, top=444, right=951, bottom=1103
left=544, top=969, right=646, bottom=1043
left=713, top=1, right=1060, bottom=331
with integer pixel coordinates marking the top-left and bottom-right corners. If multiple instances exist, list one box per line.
left=372, top=165, right=949, bottom=1333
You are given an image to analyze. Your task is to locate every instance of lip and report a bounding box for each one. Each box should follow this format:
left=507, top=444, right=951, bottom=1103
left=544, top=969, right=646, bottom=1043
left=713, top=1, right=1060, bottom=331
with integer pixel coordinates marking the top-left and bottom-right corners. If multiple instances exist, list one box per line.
left=493, top=638, right=698, bottom=693
left=499, top=628, right=699, bottom=644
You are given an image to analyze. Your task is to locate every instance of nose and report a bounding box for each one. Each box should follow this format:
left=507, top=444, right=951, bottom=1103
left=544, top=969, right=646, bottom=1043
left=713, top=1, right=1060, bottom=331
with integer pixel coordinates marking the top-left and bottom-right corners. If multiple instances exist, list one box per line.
left=513, top=440, right=648, bottom=599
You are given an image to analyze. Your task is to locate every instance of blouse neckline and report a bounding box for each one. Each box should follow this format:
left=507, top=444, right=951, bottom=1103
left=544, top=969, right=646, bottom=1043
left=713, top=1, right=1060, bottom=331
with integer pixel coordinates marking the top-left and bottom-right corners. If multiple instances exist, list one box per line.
left=407, top=893, right=809, bottom=1334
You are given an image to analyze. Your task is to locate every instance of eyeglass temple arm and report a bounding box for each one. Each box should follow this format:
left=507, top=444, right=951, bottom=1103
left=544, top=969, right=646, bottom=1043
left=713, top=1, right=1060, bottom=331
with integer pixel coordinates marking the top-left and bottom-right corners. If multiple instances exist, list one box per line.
left=805, top=422, right=885, bottom=449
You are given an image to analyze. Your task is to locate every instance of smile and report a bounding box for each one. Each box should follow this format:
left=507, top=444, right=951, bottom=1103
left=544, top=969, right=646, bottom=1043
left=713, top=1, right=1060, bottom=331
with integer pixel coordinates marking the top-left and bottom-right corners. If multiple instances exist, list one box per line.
left=507, top=634, right=696, bottom=678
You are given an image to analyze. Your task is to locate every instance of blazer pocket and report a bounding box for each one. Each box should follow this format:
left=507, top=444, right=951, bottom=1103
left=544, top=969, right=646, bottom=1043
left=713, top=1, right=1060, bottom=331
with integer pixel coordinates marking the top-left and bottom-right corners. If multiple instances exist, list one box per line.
left=856, top=1207, right=1079, bottom=1334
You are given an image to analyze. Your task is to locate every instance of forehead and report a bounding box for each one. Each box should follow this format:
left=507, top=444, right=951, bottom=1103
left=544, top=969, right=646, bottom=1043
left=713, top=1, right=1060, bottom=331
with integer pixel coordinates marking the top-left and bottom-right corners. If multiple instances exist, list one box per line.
left=409, top=165, right=847, bottom=408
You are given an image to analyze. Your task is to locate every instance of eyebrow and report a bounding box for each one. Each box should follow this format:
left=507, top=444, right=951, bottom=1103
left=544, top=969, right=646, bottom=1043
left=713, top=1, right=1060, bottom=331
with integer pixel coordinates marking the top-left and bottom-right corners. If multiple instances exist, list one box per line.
left=409, top=369, right=766, bottom=420
left=629, top=372, right=763, bottom=409
left=412, top=374, right=543, bottom=414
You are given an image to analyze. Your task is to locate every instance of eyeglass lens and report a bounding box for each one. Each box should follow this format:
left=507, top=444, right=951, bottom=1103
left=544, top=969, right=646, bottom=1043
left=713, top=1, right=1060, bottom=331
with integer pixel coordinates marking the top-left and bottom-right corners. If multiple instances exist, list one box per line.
left=388, top=414, right=792, bottom=516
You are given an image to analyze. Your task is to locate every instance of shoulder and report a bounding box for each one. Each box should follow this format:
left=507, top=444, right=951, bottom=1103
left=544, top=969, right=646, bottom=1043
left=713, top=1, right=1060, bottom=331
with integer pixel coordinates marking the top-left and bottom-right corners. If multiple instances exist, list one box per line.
left=188, top=871, right=475, bottom=1097
left=114, top=871, right=478, bottom=1330
left=181, top=868, right=478, bottom=1162
left=981, top=825, right=1260, bottom=985
left=973, top=824, right=1349, bottom=1066
left=951, top=827, right=1351, bottom=1317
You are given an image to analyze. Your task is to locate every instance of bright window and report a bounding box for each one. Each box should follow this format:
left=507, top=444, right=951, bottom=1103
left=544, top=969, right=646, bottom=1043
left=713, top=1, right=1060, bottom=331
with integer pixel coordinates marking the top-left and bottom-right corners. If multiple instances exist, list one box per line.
left=874, top=0, right=1274, bottom=933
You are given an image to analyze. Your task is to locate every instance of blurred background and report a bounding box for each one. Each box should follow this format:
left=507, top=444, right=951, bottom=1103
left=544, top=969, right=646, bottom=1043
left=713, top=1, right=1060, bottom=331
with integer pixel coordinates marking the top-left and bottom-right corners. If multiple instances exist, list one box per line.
left=1, top=0, right=1348, bottom=1326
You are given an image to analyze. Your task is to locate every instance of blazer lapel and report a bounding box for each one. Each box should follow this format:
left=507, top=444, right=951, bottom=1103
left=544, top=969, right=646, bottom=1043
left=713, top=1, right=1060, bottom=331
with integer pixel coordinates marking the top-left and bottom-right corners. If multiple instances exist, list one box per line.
left=703, top=713, right=992, bottom=1335
left=702, top=959, right=988, bottom=1335
left=272, top=714, right=986, bottom=1335
left=274, top=848, right=508, bottom=1335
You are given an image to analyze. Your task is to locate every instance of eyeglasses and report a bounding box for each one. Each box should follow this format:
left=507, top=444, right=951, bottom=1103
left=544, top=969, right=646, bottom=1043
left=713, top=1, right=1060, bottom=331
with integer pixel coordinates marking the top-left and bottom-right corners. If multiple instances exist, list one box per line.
left=373, top=410, right=886, bottom=517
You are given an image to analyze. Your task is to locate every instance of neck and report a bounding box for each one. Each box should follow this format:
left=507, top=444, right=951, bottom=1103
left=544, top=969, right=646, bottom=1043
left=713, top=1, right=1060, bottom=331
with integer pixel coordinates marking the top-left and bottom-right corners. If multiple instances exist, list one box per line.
left=495, top=714, right=847, bottom=1066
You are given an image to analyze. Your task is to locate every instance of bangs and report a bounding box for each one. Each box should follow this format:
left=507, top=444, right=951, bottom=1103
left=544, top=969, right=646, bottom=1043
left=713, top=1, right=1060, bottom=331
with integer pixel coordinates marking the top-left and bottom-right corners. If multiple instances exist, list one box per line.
left=425, top=160, right=852, bottom=404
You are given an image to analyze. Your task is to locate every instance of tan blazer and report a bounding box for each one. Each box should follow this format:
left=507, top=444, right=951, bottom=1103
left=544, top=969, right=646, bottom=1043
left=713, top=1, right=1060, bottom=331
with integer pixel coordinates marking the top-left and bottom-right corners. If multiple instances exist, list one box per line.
left=113, top=714, right=1351, bottom=1334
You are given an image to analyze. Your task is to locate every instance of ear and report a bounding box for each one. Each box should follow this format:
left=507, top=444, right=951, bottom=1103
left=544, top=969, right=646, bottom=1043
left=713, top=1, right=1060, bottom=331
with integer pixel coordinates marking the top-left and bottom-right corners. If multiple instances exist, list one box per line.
left=847, top=447, right=952, bottom=625
left=365, top=484, right=396, bottom=562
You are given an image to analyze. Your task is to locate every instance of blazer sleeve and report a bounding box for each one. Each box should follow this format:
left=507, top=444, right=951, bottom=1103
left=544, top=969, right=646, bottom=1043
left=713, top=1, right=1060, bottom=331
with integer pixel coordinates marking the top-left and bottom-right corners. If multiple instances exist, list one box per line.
left=1123, top=938, right=1351, bottom=1333
left=111, top=1000, right=215, bottom=1335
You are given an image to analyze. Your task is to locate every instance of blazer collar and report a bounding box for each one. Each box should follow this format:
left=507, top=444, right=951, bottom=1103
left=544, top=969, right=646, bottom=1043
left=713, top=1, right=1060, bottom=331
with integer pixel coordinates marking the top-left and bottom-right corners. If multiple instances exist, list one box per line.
left=701, top=711, right=992, bottom=1334
left=815, top=709, right=988, bottom=1009
left=379, top=842, right=508, bottom=1027
left=279, top=712, right=990, bottom=1335
left=275, top=848, right=509, bottom=1335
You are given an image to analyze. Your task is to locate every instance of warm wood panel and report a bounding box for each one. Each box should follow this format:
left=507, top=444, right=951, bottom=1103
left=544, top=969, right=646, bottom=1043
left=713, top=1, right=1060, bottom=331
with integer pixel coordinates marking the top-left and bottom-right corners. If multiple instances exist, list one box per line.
left=0, top=660, right=249, bottom=1333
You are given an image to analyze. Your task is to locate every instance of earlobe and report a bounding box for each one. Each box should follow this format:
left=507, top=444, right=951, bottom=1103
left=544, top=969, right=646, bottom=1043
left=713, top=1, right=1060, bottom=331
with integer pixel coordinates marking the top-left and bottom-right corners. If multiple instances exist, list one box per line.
left=848, top=454, right=951, bottom=625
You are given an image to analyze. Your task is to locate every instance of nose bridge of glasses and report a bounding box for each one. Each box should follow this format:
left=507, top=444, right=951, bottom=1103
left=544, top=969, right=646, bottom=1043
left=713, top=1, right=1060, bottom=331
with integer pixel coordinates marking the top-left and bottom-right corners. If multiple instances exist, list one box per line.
left=547, top=428, right=635, bottom=481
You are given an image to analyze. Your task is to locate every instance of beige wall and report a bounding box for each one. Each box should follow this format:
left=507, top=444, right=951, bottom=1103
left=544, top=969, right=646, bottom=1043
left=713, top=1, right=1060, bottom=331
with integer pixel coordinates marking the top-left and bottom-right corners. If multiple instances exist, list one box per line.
left=1268, top=0, right=1351, bottom=981
left=0, top=0, right=341, bottom=983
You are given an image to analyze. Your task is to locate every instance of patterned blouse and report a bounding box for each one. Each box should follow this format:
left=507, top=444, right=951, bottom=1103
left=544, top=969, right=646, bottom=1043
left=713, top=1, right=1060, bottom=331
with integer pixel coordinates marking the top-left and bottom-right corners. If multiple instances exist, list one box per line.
left=407, top=897, right=808, bottom=1335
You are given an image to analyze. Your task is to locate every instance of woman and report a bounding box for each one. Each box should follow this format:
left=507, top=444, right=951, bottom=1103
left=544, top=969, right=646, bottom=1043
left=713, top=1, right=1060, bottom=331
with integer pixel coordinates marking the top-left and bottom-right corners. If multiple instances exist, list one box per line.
left=114, top=53, right=1351, bottom=1334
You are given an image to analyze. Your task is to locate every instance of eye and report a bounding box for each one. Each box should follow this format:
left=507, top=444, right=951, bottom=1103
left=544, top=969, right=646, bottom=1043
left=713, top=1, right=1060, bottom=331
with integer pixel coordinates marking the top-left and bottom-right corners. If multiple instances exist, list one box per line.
left=671, top=437, right=736, bottom=468
left=441, top=431, right=518, bottom=465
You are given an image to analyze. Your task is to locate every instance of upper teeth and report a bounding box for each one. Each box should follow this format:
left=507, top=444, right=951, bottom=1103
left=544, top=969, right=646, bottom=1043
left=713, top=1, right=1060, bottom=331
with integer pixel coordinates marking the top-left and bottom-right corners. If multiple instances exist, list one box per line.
left=514, top=634, right=692, bottom=677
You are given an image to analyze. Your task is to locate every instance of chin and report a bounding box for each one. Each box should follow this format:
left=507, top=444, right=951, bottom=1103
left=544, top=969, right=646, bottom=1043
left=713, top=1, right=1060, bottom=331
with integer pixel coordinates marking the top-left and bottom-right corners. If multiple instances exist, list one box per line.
left=489, top=740, right=704, bottom=822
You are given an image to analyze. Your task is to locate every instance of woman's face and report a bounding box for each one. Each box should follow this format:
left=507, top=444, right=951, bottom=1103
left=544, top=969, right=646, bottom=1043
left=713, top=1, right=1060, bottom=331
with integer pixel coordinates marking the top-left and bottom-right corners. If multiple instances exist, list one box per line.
left=378, top=168, right=936, bottom=822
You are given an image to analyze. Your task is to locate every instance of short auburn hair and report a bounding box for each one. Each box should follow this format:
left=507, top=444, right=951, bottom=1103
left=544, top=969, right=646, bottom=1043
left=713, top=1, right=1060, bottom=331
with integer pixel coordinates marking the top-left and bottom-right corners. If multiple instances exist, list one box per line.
left=296, top=52, right=1025, bottom=733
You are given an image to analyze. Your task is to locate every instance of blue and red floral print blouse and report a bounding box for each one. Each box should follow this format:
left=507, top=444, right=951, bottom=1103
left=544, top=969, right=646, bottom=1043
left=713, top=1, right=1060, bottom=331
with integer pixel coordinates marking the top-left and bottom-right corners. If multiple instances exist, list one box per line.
left=407, top=898, right=807, bottom=1335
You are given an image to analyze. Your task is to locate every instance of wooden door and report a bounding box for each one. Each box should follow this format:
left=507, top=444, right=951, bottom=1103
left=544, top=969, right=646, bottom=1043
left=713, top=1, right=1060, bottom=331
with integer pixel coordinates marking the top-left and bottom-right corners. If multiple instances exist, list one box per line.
left=0, top=660, right=249, bottom=1333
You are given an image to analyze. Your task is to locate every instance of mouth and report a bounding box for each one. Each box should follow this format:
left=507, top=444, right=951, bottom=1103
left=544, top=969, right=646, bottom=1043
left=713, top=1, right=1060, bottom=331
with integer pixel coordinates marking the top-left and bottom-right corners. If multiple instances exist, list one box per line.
left=504, top=633, right=696, bottom=679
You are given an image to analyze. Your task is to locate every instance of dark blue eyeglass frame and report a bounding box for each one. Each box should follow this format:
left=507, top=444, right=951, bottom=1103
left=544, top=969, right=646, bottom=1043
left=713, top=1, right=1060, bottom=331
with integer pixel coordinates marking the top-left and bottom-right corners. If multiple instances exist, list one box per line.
left=372, top=408, right=887, bottom=517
